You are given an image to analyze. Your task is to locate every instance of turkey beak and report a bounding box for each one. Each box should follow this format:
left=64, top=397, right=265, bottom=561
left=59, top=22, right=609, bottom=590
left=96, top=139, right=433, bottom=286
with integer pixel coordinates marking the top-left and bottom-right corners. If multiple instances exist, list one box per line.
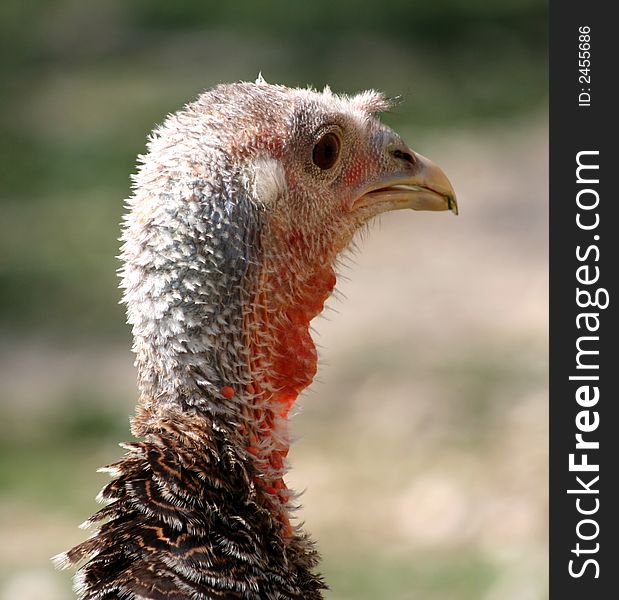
left=354, top=152, right=458, bottom=216
left=403, top=152, right=458, bottom=215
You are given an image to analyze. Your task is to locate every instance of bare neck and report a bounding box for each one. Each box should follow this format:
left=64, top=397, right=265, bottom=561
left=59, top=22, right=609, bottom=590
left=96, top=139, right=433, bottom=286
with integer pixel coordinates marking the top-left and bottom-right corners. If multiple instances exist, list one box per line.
left=128, top=244, right=336, bottom=528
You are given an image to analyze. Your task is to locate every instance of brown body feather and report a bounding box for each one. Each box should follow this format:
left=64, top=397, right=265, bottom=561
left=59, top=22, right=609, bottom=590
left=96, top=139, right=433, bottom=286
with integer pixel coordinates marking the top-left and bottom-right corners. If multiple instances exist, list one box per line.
left=63, top=411, right=324, bottom=599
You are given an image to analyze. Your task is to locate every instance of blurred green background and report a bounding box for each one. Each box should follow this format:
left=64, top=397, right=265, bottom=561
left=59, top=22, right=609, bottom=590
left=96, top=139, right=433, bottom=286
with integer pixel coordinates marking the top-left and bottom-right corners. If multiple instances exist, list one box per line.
left=0, top=1, right=548, bottom=599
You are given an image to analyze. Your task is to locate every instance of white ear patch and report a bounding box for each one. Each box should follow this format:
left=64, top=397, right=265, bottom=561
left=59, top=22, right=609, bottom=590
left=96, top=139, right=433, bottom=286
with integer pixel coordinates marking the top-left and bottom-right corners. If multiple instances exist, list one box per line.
left=251, top=157, right=287, bottom=206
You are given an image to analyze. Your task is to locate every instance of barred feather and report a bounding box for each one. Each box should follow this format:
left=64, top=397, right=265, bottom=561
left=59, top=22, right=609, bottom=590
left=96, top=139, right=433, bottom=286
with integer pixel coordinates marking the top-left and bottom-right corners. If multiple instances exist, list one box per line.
left=60, top=411, right=324, bottom=600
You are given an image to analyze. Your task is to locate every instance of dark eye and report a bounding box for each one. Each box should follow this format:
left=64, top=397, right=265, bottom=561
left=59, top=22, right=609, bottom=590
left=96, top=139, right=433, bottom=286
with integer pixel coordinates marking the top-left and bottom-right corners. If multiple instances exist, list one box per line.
left=312, top=132, right=341, bottom=170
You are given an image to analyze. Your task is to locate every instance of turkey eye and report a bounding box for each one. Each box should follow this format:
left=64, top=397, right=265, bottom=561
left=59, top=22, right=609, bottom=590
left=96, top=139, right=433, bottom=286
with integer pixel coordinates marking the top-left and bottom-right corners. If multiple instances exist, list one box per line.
left=312, top=132, right=341, bottom=170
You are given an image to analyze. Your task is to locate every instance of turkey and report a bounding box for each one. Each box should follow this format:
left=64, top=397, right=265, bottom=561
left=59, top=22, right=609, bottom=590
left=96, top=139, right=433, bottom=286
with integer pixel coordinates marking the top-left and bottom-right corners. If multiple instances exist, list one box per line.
left=54, top=79, right=457, bottom=599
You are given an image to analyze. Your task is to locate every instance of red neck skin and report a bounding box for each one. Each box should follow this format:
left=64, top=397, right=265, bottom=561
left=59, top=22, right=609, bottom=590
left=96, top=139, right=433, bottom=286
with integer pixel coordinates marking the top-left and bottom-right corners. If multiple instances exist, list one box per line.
left=240, top=251, right=337, bottom=534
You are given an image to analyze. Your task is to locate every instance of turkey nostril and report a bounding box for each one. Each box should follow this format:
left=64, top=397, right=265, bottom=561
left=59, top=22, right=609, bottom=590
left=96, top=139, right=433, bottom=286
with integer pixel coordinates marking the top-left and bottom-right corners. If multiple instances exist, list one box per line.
left=391, top=148, right=415, bottom=164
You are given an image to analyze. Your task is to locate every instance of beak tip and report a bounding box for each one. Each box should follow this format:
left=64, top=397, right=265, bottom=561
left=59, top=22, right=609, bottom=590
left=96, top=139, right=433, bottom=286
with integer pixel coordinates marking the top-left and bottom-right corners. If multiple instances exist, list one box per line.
left=448, top=196, right=459, bottom=215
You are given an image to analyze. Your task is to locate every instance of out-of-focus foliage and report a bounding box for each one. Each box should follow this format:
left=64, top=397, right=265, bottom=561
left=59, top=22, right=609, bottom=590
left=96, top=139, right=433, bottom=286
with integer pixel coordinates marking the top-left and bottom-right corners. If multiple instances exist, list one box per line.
left=0, top=0, right=546, bottom=335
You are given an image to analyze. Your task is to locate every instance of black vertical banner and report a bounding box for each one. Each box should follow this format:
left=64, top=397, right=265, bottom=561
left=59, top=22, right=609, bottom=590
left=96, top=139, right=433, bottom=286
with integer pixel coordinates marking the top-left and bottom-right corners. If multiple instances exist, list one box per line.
left=550, top=2, right=617, bottom=598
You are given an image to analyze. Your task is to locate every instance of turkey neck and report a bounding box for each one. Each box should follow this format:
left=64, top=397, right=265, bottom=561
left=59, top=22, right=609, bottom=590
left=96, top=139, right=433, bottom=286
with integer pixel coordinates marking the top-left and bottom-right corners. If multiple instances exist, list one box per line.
left=242, top=255, right=336, bottom=508
left=125, top=197, right=337, bottom=532
left=131, top=269, right=335, bottom=538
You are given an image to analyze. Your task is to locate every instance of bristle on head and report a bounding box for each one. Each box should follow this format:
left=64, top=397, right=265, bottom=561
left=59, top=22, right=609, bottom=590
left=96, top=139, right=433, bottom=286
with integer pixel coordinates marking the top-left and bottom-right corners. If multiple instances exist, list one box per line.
left=350, top=89, right=396, bottom=114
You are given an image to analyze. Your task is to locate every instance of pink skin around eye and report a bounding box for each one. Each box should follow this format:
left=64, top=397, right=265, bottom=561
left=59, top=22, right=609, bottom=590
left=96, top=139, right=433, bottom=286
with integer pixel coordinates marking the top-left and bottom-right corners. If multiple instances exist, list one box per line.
left=343, top=157, right=370, bottom=187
